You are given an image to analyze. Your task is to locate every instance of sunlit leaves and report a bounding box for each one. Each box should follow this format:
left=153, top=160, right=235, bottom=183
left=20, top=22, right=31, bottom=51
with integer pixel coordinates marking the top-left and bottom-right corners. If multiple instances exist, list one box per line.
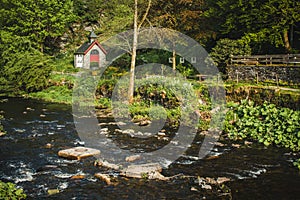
left=224, top=100, right=300, bottom=151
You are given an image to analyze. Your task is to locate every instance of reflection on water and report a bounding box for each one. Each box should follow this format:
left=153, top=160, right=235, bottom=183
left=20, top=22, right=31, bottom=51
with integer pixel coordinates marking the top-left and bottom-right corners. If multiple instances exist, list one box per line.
left=0, top=97, right=299, bottom=199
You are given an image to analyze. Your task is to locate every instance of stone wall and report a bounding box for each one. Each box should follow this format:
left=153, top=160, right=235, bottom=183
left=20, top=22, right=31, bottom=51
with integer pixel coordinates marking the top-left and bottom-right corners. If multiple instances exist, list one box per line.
left=83, top=45, right=107, bottom=69
left=227, top=65, right=300, bottom=84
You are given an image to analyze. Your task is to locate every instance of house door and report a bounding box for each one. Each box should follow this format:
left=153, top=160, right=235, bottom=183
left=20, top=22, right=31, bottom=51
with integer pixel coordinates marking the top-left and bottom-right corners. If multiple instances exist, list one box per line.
left=90, top=49, right=99, bottom=69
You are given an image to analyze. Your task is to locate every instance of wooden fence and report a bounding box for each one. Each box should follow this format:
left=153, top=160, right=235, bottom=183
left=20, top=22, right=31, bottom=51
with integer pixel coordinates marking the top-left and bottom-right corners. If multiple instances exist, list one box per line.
left=229, top=54, right=300, bottom=67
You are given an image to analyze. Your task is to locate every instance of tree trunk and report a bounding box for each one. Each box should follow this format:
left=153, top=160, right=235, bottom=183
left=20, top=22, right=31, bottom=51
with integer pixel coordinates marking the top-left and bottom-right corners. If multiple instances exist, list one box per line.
left=128, top=0, right=138, bottom=103
left=128, top=0, right=151, bottom=103
left=283, top=29, right=291, bottom=52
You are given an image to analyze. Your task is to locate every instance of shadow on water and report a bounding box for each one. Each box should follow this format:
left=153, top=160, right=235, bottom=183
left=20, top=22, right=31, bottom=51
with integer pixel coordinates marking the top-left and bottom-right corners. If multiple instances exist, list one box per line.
left=0, top=97, right=299, bottom=199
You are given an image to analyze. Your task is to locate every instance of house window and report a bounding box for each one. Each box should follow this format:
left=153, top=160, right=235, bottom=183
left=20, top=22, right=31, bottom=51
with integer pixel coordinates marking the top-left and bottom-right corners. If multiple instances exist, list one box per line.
left=77, top=55, right=83, bottom=63
left=90, top=49, right=99, bottom=69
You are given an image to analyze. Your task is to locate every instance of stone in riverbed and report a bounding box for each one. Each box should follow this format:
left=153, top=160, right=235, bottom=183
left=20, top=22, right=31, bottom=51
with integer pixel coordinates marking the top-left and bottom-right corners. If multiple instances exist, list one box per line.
left=232, top=143, right=241, bottom=148
left=58, top=147, right=100, bottom=160
left=125, top=155, right=141, bottom=162
left=205, top=177, right=231, bottom=185
left=216, top=177, right=231, bottom=184
left=45, top=143, right=53, bottom=148
left=201, top=184, right=212, bottom=190
left=48, top=189, right=60, bottom=195
left=147, top=171, right=169, bottom=181
left=120, top=163, right=164, bottom=179
left=139, top=119, right=151, bottom=126
left=94, top=159, right=120, bottom=170
left=94, top=173, right=112, bottom=185
left=71, top=174, right=86, bottom=179
left=205, top=155, right=219, bottom=160
left=36, top=165, right=59, bottom=173
left=157, top=132, right=166, bottom=136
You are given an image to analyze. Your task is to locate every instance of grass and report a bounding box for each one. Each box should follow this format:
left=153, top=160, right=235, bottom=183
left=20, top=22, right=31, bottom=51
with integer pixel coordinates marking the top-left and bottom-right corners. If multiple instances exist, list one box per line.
left=28, top=85, right=73, bottom=104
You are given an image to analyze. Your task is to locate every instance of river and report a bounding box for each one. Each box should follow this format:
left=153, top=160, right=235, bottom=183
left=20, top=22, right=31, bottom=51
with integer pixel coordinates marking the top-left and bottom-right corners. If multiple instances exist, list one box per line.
left=0, top=97, right=299, bottom=199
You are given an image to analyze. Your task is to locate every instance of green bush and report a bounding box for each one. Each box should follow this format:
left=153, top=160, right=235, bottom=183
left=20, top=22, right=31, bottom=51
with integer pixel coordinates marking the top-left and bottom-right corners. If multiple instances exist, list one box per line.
left=0, top=181, right=26, bottom=200
left=294, top=159, right=300, bottom=170
left=29, top=85, right=72, bottom=104
left=95, top=97, right=112, bottom=109
left=0, top=32, right=52, bottom=94
left=224, top=100, right=300, bottom=151
left=210, top=38, right=251, bottom=74
left=52, top=53, right=78, bottom=73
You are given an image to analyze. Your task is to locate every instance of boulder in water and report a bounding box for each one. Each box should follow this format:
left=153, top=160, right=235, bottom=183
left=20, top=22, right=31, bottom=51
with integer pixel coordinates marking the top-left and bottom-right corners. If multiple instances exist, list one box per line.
left=58, top=147, right=100, bottom=160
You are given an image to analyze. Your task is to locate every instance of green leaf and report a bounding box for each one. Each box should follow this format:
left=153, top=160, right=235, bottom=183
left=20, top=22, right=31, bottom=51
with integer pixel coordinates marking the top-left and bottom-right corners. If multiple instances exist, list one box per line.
left=263, top=141, right=270, bottom=146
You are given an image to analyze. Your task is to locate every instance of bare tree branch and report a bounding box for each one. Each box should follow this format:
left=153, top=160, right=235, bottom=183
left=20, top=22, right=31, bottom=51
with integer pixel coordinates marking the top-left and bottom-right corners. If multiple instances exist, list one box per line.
left=138, top=0, right=152, bottom=31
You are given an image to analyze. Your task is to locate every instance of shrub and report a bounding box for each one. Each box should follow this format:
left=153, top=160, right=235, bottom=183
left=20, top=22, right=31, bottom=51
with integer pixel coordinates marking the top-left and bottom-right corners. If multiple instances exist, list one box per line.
left=294, top=159, right=300, bottom=170
left=0, top=181, right=26, bottom=200
left=210, top=38, right=251, bottom=74
left=224, top=100, right=300, bottom=151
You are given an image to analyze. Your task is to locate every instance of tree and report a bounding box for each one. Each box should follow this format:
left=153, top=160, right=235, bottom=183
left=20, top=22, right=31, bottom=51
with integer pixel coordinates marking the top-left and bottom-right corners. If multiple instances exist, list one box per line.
left=128, top=0, right=152, bottom=103
left=73, top=0, right=104, bottom=25
left=150, top=0, right=209, bottom=70
left=95, top=0, right=134, bottom=41
left=0, top=31, right=52, bottom=94
left=210, top=38, right=251, bottom=73
left=204, top=0, right=300, bottom=53
left=0, top=0, right=75, bottom=54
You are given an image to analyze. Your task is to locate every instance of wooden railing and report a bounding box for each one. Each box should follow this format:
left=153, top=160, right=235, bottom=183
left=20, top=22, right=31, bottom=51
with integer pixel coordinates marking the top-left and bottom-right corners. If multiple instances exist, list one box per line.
left=229, top=54, right=300, bottom=66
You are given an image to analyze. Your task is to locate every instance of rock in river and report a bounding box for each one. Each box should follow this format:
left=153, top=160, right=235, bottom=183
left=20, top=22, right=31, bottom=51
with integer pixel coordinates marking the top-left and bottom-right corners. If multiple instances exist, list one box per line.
left=120, top=163, right=167, bottom=180
left=58, top=147, right=100, bottom=160
left=125, top=155, right=141, bottom=162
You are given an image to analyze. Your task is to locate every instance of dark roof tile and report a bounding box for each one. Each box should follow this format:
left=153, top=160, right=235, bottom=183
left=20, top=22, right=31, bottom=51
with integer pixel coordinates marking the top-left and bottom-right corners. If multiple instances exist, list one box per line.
left=75, top=42, right=91, bottom=54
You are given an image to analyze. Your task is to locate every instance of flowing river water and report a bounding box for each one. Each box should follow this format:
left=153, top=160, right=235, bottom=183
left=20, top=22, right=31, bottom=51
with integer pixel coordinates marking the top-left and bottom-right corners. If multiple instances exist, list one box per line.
left=0, top=97, right=299, bottom=199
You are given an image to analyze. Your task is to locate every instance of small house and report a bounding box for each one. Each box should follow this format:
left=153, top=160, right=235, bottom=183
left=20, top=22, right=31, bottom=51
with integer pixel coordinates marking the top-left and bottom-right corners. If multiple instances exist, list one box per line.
left=74, top=31, right=107, bottom=69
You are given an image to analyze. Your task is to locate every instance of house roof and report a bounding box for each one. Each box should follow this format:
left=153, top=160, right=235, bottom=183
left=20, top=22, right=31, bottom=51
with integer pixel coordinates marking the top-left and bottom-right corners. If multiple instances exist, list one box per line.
left=75, top=41, right=107, bottom=55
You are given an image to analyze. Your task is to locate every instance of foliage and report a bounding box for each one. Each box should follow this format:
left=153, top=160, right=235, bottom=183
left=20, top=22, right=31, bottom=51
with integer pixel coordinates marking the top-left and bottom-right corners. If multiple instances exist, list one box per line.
left=210, top=38, right=251, bottom=73
left=0, top=31, right=52, bottom=94
left=52, top=53, right=78, bottom=73
left=29, top=85, right=72, bottom=104
left=204, top=0, right=300, bottom=53
left=151, top=0, right=208, bottom=41
left=294, top=159, right=300, bottom=170
left=0, top=0, right=75, bottom=54
left=95, top=0, right=133, bottom=40
left=96, top=78, right=117, bottom=98
left=224, top=100, right=300, bottom=151
left=0, top=181, right=26, bottom=200
left=176, top=63, right=197, bottom=77
left=95, top=97, right=112, bottom=109
left=73, top=0, right=104, bottom=24
left=110, top=76, right=208, bottom=127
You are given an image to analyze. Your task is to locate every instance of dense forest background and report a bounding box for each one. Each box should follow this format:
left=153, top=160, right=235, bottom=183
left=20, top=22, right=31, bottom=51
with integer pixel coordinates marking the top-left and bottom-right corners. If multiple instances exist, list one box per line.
left=0, top=0, right=299, bottom=94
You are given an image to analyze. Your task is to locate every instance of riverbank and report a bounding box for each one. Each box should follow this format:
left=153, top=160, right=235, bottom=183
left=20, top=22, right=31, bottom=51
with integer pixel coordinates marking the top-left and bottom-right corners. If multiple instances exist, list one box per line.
left=26, top=69, right=300, bottom=109
left=19, top=83, right=300, bottom=171
left=5, top=69, right=300, bottom=170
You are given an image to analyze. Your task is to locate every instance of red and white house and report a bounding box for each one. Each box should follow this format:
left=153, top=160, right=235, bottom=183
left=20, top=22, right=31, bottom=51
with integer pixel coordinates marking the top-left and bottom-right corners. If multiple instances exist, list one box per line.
left=74, top=31, right=107, bottom=69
